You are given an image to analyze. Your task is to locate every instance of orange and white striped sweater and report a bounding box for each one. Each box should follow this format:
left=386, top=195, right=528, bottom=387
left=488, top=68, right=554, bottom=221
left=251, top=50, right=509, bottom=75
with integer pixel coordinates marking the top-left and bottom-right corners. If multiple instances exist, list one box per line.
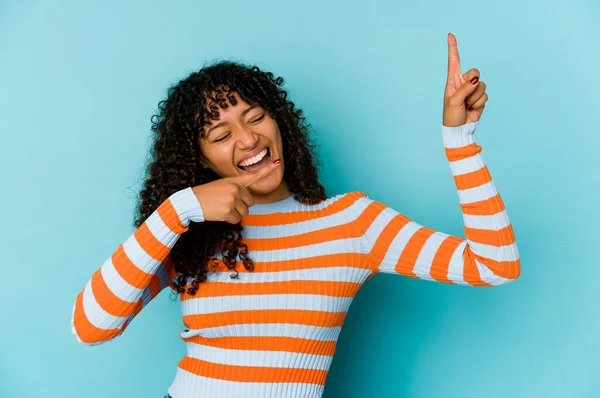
left=71, top=121, right=520, bottom=398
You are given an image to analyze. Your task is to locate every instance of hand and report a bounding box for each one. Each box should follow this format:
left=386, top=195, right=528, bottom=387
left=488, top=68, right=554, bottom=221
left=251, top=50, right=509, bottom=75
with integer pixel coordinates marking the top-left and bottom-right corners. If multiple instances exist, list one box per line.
left=443, top=33, right=489, bottom=127
left=192, top=160, right=281, bottom=224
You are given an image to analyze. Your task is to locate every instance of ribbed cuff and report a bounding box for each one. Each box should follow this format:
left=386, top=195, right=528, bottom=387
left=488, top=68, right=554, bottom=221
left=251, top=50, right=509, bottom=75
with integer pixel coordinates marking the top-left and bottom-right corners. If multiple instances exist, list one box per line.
left=169, top=187, right=205, bottom=225
left=441, top=121, right=478, bottom=148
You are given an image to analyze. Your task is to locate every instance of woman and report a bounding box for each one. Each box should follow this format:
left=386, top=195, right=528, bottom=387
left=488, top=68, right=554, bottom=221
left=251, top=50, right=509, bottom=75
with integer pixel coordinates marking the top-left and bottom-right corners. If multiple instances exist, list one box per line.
left=71, top=33, right=520, bottom=398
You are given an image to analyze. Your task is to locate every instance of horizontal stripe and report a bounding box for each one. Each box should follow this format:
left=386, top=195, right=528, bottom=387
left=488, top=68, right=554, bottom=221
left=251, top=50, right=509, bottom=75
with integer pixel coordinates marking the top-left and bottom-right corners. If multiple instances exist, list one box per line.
left=183, top=309, right=347, bottom=330
left=203, top=262, right=371, bottom=281
left=454, top=165, right=492, bottom=191
left=460, top=193, right=505, bottom=215
left=186, top=342, right=333, bottom=370
left=231, top=237, right=364, bottom=256
left=182, top=336, right=337, bottom=356
left=178, top=356, right=329, bottom=385
left=465, top=223, right=516, bottom=246
left=463, top=210, right=511, bottom=230
left=243, top=225, right=362, bottom=251
left=181, top=279, right=362, bottom=301
left=447, top=154, right=484, bottom=175
left=445, top=142, right=481, bottom=161
left=168, top=368, right=325, bottom=398
left=182, top=294, right=355, bottom=316
left=457, top=181, right=500, bottom=205
left=180, top=323, right=342, bottom=341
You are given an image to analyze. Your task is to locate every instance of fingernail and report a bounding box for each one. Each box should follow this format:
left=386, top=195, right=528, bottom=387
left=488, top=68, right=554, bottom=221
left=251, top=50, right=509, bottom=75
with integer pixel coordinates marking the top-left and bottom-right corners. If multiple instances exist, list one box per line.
left=470, top=76, right=479, bottom=85
left=273, top=159, right=281, bottom=164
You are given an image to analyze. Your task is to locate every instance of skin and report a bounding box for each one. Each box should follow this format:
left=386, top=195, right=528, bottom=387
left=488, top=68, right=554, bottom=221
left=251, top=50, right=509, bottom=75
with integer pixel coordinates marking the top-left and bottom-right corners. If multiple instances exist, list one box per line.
left=198, top=92, right=292, bottom=204
left=443, top=32, right=489, bottom=127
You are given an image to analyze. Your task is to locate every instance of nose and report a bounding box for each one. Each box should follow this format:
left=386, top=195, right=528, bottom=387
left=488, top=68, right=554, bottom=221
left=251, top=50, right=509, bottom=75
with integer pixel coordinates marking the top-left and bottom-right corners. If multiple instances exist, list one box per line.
left=235, top=125, right=259, bottom=149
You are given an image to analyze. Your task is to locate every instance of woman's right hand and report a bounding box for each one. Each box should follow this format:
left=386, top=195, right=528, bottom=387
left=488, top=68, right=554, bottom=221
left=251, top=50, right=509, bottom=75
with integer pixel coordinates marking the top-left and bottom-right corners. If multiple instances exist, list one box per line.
left=191, top=160, right=281, bottom=224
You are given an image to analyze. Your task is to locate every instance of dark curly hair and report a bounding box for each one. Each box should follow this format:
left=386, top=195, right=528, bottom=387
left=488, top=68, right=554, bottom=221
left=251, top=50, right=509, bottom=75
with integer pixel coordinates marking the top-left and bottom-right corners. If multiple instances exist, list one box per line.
left=133, top=60, right=327, bottom=296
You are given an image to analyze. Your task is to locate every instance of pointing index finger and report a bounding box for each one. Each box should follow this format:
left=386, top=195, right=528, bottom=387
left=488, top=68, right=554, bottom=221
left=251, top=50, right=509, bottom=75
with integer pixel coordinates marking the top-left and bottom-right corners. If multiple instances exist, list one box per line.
left=447, top=32, right=461, bottom=76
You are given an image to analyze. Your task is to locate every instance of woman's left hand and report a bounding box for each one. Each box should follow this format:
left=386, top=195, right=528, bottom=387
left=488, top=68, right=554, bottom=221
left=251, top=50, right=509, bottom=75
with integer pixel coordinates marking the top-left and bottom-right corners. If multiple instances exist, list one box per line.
left=442, top=33, right=489, bottom=127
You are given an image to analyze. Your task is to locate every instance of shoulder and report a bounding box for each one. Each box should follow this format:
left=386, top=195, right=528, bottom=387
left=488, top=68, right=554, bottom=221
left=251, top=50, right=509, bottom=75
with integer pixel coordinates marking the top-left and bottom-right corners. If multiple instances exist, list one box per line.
left=327, top=191, right=369, bottom=202
left=318, top=191, right=373, bottom=216
left=339, top=191, right=368, bottom=199
left=331, top=191, right=371, bottom=207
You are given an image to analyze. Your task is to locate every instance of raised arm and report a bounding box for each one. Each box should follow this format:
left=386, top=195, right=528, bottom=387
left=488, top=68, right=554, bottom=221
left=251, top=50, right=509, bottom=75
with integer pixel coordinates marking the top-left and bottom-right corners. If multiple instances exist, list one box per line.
left=356, top=121, right=520, bottom=286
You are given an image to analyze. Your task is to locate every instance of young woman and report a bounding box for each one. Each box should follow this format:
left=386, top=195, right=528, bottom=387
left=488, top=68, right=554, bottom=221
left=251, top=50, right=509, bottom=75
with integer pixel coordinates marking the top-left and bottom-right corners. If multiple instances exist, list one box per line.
left=71, top=33, right=520, bottom=398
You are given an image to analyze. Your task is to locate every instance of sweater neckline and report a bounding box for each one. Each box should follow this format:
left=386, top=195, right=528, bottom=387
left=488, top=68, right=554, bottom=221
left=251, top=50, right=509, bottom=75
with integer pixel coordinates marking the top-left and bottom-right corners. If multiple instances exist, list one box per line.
left=247, top=193, right=299, bottom=215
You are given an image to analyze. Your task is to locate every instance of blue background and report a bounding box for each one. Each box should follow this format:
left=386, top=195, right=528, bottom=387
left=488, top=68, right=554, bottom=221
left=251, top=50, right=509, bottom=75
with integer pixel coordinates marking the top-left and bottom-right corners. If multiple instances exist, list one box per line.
left=1, top=0, right=598, bottom=397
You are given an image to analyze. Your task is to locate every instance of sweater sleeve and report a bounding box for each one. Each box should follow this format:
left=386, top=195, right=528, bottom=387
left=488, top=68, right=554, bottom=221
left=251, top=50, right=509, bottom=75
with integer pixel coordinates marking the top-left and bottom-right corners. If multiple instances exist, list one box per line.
left=71, top=187, right=205, bottom=345
left=356, top=121, right=520, bottom=286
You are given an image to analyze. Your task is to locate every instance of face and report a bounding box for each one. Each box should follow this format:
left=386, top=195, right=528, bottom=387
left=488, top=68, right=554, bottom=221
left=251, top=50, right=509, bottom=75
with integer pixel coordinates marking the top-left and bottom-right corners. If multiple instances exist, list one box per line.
left=198, top=92, right=287, bottom=197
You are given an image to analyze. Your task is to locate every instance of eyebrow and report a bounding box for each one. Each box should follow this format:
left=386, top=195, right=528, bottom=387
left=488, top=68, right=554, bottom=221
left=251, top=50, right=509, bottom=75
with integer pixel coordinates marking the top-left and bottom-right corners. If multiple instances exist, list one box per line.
left=205, top=105, right=259, bottom=139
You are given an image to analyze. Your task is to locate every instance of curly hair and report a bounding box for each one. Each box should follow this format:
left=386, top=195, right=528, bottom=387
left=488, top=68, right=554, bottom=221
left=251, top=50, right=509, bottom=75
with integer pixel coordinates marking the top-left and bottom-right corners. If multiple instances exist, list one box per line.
left=133, top=60, right=327, bottom=296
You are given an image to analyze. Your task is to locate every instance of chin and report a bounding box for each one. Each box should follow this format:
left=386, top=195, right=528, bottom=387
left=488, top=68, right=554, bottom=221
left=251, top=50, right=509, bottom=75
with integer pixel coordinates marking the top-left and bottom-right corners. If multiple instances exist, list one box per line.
left=248, top=172, right=282, bottom=194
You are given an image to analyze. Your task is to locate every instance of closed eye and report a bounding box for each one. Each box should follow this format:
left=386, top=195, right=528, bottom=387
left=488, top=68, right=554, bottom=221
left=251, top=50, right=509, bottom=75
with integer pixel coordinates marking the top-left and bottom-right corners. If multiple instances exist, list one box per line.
left=251, top=114, right=265, bottom=123
left=214, top=133, right=231, bottom=142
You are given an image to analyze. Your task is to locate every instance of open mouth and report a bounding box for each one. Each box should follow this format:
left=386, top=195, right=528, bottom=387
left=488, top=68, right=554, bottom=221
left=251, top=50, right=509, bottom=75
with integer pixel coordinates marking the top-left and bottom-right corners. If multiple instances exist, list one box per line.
left=237, top=147, right=271, bottom=173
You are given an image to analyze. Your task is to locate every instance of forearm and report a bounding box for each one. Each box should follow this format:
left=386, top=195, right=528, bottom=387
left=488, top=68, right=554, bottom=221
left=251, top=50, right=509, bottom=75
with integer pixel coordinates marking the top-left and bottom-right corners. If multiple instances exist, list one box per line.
left=442, top=121, right=520, bottom=285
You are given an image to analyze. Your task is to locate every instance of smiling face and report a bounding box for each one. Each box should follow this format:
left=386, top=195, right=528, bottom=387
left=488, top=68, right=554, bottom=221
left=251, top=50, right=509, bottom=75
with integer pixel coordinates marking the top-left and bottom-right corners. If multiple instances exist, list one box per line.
left=198, top=91, right=290, bottom=201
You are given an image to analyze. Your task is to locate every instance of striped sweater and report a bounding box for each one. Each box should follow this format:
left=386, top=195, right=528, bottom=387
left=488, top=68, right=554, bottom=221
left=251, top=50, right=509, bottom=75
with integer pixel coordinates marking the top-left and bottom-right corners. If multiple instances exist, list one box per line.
left=71, top=121, right=520, bottom=398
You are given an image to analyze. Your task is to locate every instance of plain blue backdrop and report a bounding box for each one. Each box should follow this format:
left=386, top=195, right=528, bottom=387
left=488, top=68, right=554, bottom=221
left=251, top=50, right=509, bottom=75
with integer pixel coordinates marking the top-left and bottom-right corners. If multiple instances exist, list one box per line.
left=1, top=0, right=599, bottom=397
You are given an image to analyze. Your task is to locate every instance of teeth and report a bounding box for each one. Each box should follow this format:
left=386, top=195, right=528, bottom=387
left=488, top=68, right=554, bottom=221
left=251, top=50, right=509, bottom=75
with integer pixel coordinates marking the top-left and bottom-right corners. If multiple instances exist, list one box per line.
left=239, top=148, right=268, bottom=167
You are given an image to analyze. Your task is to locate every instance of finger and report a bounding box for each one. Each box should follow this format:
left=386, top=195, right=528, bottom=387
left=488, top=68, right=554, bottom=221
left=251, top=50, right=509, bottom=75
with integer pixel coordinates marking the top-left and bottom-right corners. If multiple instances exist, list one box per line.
left=234, top=197, right=249, bottom=218
left=449, top=69, right=480, bottom=106
left=469, top=93, right=488, bottom=110
left=447, top=33, right=461, bottom=77
left=237, top=184, right=255, bottom=208
left=461, top=68, right=480, bottom=85
left=234, top=158, right=281, bottom=188
left=465, top=81, right=486, bottom=108
left=227, top=208, right=243, bottom=224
